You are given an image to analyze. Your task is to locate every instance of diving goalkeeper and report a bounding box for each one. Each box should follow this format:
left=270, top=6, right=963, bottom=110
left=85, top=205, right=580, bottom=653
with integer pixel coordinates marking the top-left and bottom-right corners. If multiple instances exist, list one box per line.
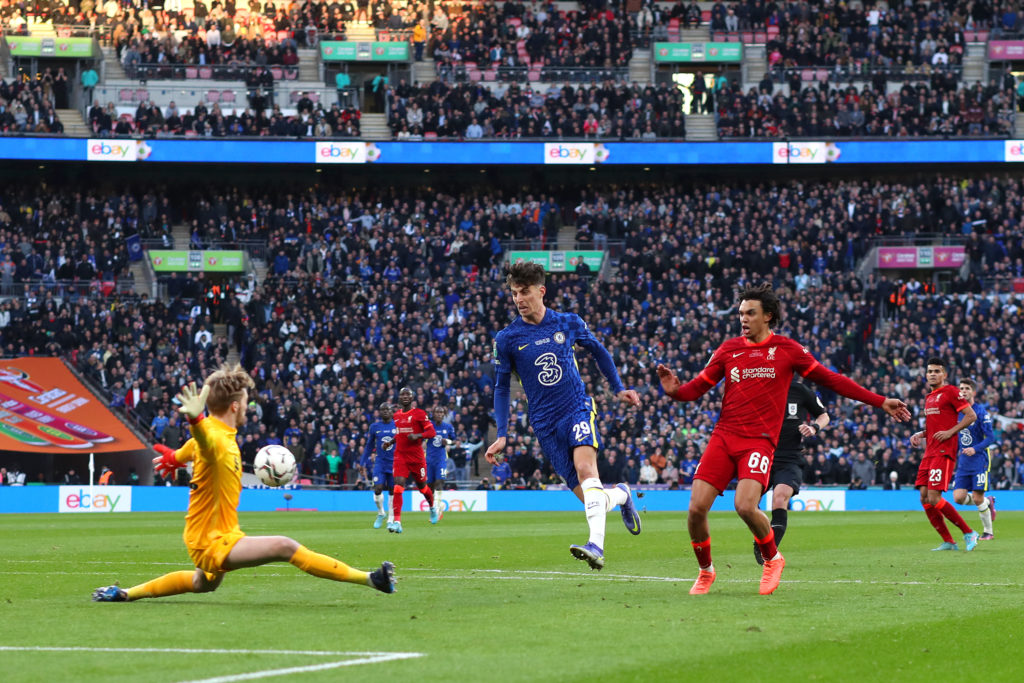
left=92, top=364, right=395, bottom=602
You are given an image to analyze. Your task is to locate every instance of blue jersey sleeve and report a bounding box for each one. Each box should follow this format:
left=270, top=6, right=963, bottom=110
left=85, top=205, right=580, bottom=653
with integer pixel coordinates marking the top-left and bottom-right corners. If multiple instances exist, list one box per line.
left=972, top=406, right=997, bottom=452
left=494, top=334, right=513, bottom=438
left=360, top=424, right=377, bottom=468
left=569, top=314, right=625, bottom=394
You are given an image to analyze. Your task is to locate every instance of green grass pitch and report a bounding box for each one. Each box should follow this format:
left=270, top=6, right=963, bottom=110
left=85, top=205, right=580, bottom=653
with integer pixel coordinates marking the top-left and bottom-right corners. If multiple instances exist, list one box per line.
left=1, top=509, right=1020, bottom=682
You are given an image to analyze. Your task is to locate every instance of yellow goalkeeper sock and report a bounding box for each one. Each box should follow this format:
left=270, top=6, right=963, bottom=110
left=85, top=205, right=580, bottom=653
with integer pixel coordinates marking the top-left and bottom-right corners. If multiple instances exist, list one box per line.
left=126, top=570, right=196, bottom=600
left=289, top=545, right=369, bottom=586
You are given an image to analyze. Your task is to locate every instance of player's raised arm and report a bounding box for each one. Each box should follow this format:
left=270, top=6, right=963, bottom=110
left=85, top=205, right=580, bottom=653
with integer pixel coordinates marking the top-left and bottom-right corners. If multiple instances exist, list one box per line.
left=793, top=346, right=911, bottom=422
left=153, top=439, right=197, bottom=479
left=656, top=363, right=718, bottom=402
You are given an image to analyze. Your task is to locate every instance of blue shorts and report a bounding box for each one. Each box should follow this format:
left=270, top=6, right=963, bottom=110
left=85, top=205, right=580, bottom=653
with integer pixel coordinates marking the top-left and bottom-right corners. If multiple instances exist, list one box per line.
left=953, top=470, right=988, bottom=492
left=373, top=462, right=394, bottom=491
left=533, top=403, right=603, bottom=491
left=426, top=458, right=447, bottom=483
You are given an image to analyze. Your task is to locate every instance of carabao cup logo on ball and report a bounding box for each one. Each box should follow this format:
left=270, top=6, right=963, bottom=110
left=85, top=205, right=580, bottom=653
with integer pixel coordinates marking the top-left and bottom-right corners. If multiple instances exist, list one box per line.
left=314, top=141, right=368, bottom=164
left=543, top=142, right=596, bottom=165
left=86, top=139, right=138, bottom=161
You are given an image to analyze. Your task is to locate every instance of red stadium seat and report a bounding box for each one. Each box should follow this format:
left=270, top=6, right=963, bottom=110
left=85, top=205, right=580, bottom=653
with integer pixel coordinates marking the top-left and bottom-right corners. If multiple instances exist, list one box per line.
left=754, top=31, right=767, bottom=43
left=767, top=25, right=779, bottom=37
left=741, top=31, right=754, bottom=43
left=424, top=131, right=438, bottom=140
left=270, top=67, right=284, bottom=80
left=207, top=90, right=221, bottom=102
left=801, top=70, right=815, bottom=81
left=118, top=88, right=134, bottom=102
left=816, top=69, right=829, bottom=82
left=221, top=90, right=236, bottom=103
left=185, top=66, right=198, bottom=79
left=198, top=66, right=213, bottom=79
left=135, top=89, right=149, bottom=101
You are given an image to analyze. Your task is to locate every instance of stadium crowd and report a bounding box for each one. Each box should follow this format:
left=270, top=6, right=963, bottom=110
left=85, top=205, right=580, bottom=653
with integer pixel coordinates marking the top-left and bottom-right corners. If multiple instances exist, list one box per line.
left=0, top=174, right=1023, bottom=490
left=716, top=79, right=1015, bottom=138
left=386, top=79, right=685, bottom=139
left=0, top=73, right=67, bottom=135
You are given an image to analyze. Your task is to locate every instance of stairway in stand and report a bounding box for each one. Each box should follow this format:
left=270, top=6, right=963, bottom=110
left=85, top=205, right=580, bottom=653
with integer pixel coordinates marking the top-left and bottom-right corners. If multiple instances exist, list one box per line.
left=57, top=109, right=92, bottom=137
left=685, top=113, right=718, bottom=141
left=360, top=112, right=389, bottom=140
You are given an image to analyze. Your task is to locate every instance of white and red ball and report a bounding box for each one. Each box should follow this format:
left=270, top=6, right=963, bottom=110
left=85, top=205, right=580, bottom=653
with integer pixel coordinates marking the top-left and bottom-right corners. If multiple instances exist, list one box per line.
left=254, top=445, right=297, bottom=487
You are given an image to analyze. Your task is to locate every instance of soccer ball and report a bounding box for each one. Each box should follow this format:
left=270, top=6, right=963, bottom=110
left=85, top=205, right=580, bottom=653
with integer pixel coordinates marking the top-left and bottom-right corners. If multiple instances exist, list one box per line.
left=254, top=445, right=297, bottom=487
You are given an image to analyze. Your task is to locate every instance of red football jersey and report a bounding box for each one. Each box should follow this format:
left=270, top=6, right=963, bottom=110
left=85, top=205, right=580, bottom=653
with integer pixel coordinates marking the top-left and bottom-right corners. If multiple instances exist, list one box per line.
left=923, top=384, right=969, bottom=460
left=392, top=407, right=435, bottom=458
left=684, top=333, right=884, bottom=446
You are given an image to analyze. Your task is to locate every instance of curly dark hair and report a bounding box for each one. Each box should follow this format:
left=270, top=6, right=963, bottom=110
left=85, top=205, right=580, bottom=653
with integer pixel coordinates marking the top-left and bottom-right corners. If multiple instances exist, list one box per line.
left=737, top=283, right=782, bottom=328
left=506, top=261, right=546, bottom=289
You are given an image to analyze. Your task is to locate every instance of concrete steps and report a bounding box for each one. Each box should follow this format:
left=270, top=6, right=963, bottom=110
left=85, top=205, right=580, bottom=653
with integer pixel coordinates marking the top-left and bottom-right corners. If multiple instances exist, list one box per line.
left=57, top=108, right=91, bottom=137
left=629, top=49, right=651, bottom=84
left=413, top=58, right=436, bottom=85
left=346, top=23, right=377, bottom=42
left=172, top=223, right=191, bottom=250
left=360, top=112, right=389, bottom=140
left=128, top=260, right=154, bottom=299
left=963, top=43, right=986, bottom=84
left=680, top=28, right=711, bottom=43
left=685, top=113, right=717, bottom=141
left=297, top=48, right=320, bottom=83
left=100, top=47, right=129, bottom=82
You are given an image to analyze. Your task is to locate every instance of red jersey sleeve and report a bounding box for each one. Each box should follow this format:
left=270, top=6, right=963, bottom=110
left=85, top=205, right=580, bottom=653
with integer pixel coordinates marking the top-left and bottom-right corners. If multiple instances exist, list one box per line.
left=671, top=345, right=725, bottom=401
left=944, top=385, right=970, bottom=414
left=418, top=410, right=436, bottom=439
left=788, top=338, right=885, bottom=408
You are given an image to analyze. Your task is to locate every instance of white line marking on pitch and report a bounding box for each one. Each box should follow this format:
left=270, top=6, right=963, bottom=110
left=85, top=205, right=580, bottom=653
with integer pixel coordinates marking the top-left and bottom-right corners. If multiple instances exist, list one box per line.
left=0, top=647, right=424, bottom=682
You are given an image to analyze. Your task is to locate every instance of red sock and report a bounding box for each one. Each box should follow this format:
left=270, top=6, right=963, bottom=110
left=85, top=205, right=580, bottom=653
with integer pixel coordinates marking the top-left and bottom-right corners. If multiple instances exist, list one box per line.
left=923, top=503, right=954, bottom=543
left=392, top=485, right=404, bottom=522
left=418, top=484, right=434, bottom=507
left=937, top=498, right=972, bottom=534
left=691, top=538, right=712, bottom=569
left=755, top=529, right=778, bottom=562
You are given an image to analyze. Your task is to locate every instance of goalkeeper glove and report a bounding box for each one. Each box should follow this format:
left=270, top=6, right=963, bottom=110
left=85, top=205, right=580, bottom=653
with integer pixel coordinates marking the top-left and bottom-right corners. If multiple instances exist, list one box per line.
left=153, top=444, right=182, bottom=479
left=176, top=381, right=210, bottom=424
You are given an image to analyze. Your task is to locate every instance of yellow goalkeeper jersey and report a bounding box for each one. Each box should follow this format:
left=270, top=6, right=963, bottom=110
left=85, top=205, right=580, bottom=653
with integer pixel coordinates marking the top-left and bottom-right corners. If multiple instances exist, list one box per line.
left=174, top=417, right=243, bottom=552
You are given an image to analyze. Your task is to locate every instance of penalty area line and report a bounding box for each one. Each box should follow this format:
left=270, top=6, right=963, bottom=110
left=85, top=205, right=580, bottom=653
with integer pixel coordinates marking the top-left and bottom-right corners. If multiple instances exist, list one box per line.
left=0, top=647, right=424, bottom=682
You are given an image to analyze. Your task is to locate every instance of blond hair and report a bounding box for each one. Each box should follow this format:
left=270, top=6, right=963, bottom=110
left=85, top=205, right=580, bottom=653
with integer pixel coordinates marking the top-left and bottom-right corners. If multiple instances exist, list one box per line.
left=204, top=363, right=255, bottom=414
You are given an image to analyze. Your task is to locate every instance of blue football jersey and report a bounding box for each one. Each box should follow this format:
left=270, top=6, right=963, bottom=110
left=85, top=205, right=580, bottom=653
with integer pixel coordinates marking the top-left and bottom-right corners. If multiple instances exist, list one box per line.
left=360, top=421, right=396, bottom=469
left=425, top=422, right=456, bottom=464
left=957, top=403, right=997, bottom=474
left=494, top=309, right=623, bottom=430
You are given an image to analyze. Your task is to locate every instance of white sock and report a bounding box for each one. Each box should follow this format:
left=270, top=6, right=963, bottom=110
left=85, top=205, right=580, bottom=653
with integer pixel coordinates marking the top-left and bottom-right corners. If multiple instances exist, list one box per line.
left=977, top=500, right=993, bottom=534
left=386, top=493, right=394, bottom=523
left=433, top=490, right=442, bottom=513
left=374, top=492, right=385, bottom=515
left=606, top=484, right=628, bottom=508
left=582, top=478, right=609, bottom=549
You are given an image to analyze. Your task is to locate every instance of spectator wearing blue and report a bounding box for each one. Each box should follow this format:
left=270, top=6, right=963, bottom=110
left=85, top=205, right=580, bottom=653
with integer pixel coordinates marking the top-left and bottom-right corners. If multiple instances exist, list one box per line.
left=491, top=454, right=511, bottom=486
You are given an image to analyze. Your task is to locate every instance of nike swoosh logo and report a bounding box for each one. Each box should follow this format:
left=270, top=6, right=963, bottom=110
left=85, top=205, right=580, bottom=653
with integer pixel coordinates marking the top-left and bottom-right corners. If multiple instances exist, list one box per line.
left=733, top=352, right=745, bottom=358
left=518, top=344, right=529, bottom=350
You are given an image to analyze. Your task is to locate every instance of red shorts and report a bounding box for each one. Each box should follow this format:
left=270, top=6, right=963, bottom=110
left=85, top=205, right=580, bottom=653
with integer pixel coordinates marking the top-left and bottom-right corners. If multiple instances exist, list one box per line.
left=393, top=452, right=427, bottom=483
left=915, top=454, right=954, bottom=491
left=694, top=432, right=775, bottom=493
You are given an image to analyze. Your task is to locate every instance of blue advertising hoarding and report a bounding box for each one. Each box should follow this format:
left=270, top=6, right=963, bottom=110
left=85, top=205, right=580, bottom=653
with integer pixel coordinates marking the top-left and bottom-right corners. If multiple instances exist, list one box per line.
left=0, top=137, right=1015, bottom=165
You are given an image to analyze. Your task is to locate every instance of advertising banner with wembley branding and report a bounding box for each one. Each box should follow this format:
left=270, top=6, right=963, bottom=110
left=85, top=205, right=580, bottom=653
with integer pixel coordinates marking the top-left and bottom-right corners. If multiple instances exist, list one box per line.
left=0, top=358, right=146, bottom=455
left=508, top=250, right=604, bottom=272
left=877, top=246, right=965, bottom=269
left=149, top=250, right=245, bottom=272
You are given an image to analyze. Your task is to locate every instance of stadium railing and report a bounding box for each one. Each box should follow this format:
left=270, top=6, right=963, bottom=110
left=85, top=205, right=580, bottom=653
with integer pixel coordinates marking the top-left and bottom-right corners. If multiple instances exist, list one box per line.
left=769, top=64, right=965, bottom=84
left=129, top=63, right=300, bottom=82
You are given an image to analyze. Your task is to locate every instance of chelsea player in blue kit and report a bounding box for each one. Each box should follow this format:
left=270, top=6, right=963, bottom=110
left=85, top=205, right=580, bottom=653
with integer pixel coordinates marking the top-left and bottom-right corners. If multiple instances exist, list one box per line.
left=486, top=262, right=643, bottom=570
left=361, top=402, right=397, bottom=529
left=953, top=379, right=998, bottom=539
left=425, top=406, right=457, bottom=524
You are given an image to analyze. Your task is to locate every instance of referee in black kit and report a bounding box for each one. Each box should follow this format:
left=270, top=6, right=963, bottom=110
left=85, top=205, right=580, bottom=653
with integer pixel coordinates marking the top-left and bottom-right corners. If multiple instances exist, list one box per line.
left=754, top=376, right=830, bottom=565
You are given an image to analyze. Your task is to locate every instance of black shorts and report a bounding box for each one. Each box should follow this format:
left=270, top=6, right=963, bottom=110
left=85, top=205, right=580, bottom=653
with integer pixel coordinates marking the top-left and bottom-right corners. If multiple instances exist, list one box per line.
left=769, top=459, right=803, bottom=495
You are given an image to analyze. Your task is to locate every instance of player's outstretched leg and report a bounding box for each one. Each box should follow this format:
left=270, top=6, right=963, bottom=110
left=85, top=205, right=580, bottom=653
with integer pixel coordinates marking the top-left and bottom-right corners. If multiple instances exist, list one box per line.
left=91, top=584, right=128, bottom=602
left=368, top=561, right=396, bottom=594
left=93, top=570, right=198, bottom=602
left=615, top=483, right=642, bottom=535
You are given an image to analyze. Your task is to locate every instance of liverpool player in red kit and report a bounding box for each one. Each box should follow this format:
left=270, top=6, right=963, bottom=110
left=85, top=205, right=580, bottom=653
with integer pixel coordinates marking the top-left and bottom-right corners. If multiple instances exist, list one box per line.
left=657, top=285, right=910, bottom=595
left=388, top=386, right=436, bottom=533
left=908, top=358, right=979, bottom=551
